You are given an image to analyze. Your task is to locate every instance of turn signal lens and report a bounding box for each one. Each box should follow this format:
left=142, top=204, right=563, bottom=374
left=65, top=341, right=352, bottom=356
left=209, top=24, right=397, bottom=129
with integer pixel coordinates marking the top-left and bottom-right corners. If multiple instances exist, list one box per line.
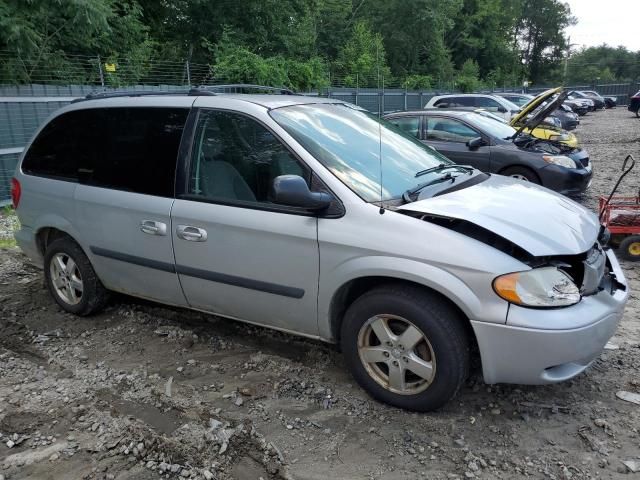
left=493, top=267, right=580, bottom=308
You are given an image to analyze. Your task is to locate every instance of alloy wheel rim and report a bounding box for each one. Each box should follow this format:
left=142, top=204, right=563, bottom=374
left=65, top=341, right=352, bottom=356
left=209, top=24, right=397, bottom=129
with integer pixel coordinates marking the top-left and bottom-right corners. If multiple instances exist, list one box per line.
left=357, top=315, right=436, bottom=395
left=510, top=173, right=529, bottom=182
left=629, top=242, right=640, bottom=256
left=49, top=253, right=83, bottom=305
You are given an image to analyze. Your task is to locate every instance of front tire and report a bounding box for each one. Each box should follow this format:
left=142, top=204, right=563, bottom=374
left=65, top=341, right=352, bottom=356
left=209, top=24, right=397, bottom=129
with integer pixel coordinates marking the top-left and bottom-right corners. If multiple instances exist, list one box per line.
left=340, top=285, right=469, bottom=411
left=44, top=237, right=109, bottom=315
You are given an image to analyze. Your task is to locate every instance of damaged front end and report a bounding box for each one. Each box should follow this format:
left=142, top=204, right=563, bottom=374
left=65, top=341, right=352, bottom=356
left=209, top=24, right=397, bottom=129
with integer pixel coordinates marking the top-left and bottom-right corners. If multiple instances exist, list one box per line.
left=404, top=211, right=624, bottom=301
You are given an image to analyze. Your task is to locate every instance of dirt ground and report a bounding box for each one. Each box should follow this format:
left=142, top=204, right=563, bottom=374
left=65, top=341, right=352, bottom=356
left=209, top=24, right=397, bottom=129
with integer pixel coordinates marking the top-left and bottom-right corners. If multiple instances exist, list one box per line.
left=1, top=107, right=639, bottom=480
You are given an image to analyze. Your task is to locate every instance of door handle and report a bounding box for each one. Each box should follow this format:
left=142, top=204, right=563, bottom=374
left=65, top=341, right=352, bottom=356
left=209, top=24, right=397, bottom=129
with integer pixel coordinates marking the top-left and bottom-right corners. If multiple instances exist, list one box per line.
left=177, top=225, right=208, bottom=242
left=140, top=220, right=167, bottom=236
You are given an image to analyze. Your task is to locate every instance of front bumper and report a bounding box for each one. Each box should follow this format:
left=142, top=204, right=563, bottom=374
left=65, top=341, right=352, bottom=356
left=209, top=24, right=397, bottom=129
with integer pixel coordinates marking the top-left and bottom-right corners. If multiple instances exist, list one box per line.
left=539, top=162, right=592, bottom=195
left=471, top=249, right=628, bottom=385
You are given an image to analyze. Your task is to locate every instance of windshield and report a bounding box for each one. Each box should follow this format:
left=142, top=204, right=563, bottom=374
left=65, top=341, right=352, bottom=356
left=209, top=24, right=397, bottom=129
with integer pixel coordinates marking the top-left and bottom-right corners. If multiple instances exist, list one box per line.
left=463, top=112, right=517, bottom=139
left=500, top=98, right=521, bottom=111
left=271, top=103, right=454, bottom=202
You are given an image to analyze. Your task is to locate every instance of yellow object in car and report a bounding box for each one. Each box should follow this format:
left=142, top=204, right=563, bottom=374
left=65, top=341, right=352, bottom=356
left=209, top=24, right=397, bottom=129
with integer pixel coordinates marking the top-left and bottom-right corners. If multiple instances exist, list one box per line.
left=510, top=87, right=578, bottom=148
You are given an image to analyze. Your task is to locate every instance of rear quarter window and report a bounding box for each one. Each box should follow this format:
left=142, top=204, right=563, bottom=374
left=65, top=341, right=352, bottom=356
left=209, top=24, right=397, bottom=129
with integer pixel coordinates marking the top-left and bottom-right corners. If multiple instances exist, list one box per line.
left=22, top=107, right=188, bottom=197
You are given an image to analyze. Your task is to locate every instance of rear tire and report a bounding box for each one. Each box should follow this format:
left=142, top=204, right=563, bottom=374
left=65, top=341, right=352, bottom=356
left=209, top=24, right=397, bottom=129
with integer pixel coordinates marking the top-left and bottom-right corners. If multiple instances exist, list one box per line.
left=501, top=166, right=541, bottom=184
left=44, top=237, right=109, bottom=315
left=619, top=235, right=640, bottom=262
left=340, top=285, right=469, bottom=411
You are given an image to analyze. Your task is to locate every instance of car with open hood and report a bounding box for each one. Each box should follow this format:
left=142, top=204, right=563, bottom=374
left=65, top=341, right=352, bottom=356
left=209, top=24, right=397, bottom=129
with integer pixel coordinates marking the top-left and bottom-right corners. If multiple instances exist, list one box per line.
left=384, top=109, right=591, bottom=195
left=509, top=87, right=579, bottom=148
left=12, top=88, right=627, bottom=412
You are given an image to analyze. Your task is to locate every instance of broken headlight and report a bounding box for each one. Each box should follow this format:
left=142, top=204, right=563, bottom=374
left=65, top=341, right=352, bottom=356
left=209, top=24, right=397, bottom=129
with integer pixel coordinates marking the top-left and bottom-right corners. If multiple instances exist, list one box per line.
left=542, top=155, right=576, bottom=168
left=493, top=267, right=581, bottom=308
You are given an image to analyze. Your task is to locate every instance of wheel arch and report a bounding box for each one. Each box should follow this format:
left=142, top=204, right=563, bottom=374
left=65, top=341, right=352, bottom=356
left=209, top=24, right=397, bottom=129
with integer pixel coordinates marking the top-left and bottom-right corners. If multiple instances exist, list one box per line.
left=325, top=275, right=480, bottom=366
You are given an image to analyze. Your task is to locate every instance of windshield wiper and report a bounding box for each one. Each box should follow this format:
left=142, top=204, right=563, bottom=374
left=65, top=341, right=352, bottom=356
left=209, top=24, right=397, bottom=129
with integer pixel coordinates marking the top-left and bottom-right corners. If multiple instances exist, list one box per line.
left=414, top=163, right=474, bottom=178
left=403, top=172, right=456, bottom=202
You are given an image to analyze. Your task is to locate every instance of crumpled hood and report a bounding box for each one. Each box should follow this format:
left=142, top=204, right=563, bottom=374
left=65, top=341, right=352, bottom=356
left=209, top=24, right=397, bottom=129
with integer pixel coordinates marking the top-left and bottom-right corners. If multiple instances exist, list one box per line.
left=397, top=175, right=599, bottom=257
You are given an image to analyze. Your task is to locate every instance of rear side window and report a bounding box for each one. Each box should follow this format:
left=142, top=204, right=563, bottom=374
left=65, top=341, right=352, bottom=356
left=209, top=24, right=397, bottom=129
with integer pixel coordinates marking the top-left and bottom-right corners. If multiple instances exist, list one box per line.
left=22, top=107, right=188, bottom=197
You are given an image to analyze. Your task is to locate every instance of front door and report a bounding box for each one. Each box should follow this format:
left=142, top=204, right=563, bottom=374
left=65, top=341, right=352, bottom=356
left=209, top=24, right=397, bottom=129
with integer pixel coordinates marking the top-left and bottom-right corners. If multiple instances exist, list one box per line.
left=171, top=109, right=320, bottom=336
left=423, top=117, right=492, bottom=172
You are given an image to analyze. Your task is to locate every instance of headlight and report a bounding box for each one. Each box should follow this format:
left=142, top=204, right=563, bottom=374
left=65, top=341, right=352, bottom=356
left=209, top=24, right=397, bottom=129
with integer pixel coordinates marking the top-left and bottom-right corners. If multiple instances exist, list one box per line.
left=493, top=267, right=580, bottom=308
left=543, top=155, right=576, bottom=168
left=548, top=133, right=569, bottom=142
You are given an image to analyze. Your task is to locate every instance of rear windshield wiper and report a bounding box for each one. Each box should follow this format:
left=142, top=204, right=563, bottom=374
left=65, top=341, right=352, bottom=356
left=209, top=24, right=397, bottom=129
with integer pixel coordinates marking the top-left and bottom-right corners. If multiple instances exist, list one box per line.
left=414, top=163, right=474, bottom=178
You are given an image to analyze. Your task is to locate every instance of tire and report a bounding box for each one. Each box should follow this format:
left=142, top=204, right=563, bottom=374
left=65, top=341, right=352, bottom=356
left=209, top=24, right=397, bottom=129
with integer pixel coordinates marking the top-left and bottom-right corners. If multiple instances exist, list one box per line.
left=501, top=166, right=541, bottom=184
left=619, top=235, right=640, bottom=262
left=340, top=284, right=469, bottom=411
left=636, top=109, right=639, bottom=119
left=44, top=237, right=109, bottom=315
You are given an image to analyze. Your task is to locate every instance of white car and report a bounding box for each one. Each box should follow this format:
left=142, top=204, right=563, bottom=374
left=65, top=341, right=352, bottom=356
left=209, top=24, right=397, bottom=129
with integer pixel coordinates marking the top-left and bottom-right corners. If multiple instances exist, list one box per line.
left=425, top=94, right=521, bottom=121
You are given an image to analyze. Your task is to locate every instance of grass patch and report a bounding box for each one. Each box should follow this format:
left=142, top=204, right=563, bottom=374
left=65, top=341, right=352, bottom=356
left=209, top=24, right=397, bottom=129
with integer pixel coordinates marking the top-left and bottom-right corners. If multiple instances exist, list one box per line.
left=0, top=205, right=19, bottom=248
left=0, top=237, right=16, bottom=248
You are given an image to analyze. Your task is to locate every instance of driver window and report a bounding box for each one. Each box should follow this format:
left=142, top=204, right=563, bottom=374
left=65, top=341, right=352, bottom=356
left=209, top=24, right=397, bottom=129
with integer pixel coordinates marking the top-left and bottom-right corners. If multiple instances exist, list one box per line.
left=426, top=118, right=480, bottom=143
left=189, top=110, right=309, bottom=204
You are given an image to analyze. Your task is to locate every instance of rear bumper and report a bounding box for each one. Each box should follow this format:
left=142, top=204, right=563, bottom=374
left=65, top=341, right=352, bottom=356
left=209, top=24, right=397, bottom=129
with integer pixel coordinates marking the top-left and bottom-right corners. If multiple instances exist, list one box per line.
left=15, top=225, right=42, bottom=267
left=472, top=249, right=628, bottom=385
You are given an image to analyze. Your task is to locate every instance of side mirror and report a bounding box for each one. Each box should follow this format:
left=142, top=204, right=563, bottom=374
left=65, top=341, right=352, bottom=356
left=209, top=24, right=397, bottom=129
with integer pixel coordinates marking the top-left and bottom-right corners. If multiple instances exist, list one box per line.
left=497, top=106, right=507, bottom=113
left=272, top=175, right=332, bottom=211
left=466, top=137, right=487, bottom=149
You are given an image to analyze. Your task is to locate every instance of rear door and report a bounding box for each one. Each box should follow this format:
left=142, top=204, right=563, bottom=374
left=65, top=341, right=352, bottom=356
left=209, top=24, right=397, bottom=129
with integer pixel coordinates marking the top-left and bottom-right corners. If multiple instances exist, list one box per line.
left=73, top=107, right=189, bottom=305
left=170, top=108, right=320, bottom=336
left=423, top=116, right=491, bottom=171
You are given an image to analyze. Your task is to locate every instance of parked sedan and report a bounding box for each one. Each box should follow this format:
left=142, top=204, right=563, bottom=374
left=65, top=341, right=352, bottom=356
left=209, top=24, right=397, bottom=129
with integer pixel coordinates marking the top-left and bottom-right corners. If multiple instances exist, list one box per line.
left=628, top=91, right=640, bottom=117
left=384, top=110, right=592, bottom=196
left=565, top=97, right=591, bottom=116
left=569, top=91, right=605, bottom=110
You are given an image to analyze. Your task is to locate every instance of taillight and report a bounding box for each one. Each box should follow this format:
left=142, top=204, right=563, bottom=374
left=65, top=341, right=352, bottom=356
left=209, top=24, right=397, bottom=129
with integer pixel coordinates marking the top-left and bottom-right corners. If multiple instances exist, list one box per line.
left=10, top=177, right=21, bottom=208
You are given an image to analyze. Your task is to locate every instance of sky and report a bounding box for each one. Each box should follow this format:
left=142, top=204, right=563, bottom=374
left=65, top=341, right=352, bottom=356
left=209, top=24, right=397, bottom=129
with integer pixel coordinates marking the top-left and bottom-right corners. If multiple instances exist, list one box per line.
left=564, top=0, right=640, bottom=52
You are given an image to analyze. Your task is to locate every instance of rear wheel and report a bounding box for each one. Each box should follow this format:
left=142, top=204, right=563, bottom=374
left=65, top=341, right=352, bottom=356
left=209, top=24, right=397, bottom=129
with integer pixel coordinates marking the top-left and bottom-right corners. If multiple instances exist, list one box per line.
left=501, top=166, right=541, bottom=184
left=619, top=235, right=640, bottom=262
left=340, top=285, right=469, bottom=411
left=44, top=237, right=109, bottom=315
left=636, top=108, right=640, bottom=119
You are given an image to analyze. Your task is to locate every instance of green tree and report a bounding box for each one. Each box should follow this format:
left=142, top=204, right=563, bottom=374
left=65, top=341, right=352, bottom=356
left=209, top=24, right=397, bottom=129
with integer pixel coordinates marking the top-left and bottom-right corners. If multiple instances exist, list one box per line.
left=333, top=20, right=391, bottom=87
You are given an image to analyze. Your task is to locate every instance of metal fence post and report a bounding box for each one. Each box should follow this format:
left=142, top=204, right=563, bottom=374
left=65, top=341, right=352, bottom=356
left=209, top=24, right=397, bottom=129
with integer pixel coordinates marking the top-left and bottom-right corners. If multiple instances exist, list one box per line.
left=185, top=61, right=191, bottom=86
left=97, top=55, right=105, bottom=87
left=404, top=85, right=407, bottom=111
left=381, top=75, right=385, bottom=115
left=355, top=74, right=359, bottom=107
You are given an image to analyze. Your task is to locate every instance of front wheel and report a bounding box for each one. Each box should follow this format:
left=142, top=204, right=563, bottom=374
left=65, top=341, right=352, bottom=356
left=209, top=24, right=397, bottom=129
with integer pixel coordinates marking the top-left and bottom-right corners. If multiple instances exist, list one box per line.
left=340, top=285, right=469, bottom=411
left=619, top=235, right=640, bottom=262
left=44, top=237, right=109, bottom=315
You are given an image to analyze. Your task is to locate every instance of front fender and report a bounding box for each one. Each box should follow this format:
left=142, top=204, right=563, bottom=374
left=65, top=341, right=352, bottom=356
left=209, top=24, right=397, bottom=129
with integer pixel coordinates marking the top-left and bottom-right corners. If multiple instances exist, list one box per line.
left=317, top=255, right=508, bottom=341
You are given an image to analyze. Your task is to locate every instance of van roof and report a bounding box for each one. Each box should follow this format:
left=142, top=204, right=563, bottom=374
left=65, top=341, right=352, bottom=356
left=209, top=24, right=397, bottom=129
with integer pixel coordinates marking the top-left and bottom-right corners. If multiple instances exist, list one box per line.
left=68, top=93, right=346, bottom=111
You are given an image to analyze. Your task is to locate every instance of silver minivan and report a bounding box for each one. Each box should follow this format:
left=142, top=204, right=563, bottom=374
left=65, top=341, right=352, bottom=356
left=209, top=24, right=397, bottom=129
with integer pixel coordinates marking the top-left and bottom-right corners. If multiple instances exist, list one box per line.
left=12, top=90, right=628, bottom=411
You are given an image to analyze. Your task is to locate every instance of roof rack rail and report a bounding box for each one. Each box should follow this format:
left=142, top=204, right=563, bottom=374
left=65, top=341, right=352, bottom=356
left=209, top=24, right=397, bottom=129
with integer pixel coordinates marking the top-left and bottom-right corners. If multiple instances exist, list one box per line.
left=70, top=84, right=293, bottom=104
left=197, top=84, right=295, bottom=95
left=72, top=88, right=217, bottom=103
